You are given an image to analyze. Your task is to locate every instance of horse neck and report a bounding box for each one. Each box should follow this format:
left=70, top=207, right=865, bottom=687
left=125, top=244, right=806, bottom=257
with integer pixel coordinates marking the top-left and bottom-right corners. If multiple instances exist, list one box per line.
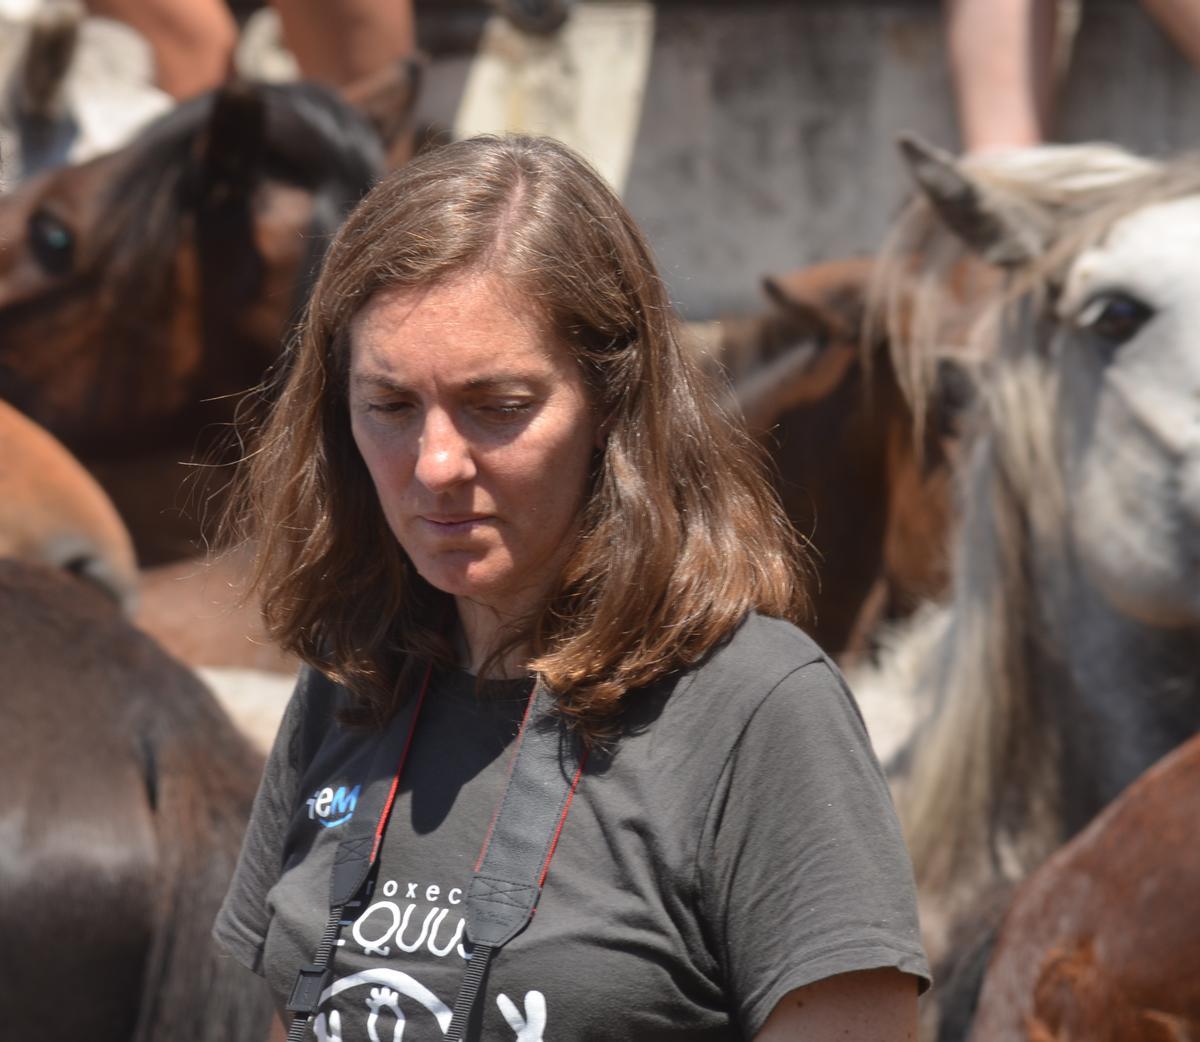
left=902, top=334, right=1200, bottom=908
left=1036, top=557, right=1200, bottom=836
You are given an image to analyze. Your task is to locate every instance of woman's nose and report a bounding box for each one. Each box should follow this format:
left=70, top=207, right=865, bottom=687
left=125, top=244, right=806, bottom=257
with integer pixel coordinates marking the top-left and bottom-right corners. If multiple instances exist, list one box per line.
left=414, top=409, right=476, bottom=491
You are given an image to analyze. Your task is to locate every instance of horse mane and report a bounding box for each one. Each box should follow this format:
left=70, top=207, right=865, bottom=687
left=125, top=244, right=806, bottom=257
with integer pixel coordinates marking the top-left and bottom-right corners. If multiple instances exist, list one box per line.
left=868, top=143, right=1200, bottom=902
left=85, top=79, right=385, bottom=320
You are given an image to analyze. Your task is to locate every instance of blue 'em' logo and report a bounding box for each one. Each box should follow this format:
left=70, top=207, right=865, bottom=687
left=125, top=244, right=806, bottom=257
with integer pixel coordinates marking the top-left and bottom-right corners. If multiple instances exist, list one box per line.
left=306, top=784, right=362, bottom=828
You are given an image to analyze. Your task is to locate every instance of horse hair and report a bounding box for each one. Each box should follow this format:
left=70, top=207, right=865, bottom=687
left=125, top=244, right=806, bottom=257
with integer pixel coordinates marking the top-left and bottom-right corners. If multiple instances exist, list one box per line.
left=88, top=79, right=385, bottom=325
left=80, top=79, right=388, bottom=541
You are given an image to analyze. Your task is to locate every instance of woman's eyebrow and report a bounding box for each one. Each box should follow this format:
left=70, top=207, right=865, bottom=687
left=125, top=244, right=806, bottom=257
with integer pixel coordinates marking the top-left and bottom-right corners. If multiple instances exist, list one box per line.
left=462, top=374, right=543, bottom=392
left=350, top=372, right=544, bottom=394
left=351, top=372, right=408, bottom=393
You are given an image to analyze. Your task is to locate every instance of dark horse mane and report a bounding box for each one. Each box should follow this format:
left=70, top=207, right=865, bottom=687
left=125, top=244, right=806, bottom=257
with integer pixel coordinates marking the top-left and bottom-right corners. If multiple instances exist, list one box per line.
left=91, top=78, right=386, bottom=347
left=0, top=558, right=273, bottom=1041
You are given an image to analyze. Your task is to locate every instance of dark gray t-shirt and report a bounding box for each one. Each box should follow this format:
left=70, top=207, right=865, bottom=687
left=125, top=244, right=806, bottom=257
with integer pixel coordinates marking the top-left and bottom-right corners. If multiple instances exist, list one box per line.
left=215, top=614, right=929, bottom=1040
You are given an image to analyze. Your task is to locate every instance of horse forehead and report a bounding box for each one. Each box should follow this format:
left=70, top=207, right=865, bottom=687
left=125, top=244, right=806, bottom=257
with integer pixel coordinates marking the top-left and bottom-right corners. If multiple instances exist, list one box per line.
left=1069, top=195, right=1200, bottom=299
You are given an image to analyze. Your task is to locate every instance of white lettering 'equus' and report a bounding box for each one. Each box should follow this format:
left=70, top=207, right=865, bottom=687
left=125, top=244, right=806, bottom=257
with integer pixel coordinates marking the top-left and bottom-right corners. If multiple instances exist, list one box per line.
left=351, top=900, right=466, bottom=960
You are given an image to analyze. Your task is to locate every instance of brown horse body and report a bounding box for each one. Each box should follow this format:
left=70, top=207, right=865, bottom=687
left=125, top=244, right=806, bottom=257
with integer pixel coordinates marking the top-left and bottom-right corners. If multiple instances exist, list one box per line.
left=0, top=558, right=272, bottom=1041
left=0, top=387, right=279, bottom=1035
left=969, top=732, right=1200, bottom=1042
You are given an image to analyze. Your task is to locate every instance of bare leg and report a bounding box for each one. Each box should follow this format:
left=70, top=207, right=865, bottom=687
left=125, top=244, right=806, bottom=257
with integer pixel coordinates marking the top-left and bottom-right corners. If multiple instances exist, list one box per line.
left=82, top=0, right=236, bottom=99
left=943, top=0, right=1059, bottom=152
left=270, top=0, right=416, bottom=88
left=1139, top=0, right=1200, bottom=68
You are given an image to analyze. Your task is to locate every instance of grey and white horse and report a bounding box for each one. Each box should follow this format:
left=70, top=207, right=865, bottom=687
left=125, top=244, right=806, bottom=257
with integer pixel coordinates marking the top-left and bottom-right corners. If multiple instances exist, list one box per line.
left=853, top=138, right=1200, bottom=1034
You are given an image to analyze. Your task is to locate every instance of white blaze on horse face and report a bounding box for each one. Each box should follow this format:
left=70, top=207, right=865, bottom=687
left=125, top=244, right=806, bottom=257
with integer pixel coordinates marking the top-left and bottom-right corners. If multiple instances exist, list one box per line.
left=1055, top=195, right=1200, bottom=626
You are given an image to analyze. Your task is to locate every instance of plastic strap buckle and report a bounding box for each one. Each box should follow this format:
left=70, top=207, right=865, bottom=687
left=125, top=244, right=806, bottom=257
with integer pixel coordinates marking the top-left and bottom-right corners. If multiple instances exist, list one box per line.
left=286, top=962, right=332, bottom=1017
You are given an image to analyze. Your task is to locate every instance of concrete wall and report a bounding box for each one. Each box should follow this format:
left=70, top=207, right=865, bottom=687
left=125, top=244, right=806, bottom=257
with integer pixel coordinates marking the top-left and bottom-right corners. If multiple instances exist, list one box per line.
left=417, top=0, right=1200, bottom=319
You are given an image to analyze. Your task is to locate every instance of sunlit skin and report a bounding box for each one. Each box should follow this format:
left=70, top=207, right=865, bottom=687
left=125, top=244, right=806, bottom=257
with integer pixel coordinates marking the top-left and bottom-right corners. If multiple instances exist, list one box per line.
left=753, top=968, right=917, bottom=1041
left=348, top=273, right=597, bottom=674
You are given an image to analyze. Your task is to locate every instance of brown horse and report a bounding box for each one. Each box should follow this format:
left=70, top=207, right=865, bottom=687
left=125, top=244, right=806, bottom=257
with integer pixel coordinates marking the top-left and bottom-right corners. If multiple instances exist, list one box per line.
left=718, top=257, right=969, bottom=659
left=968, top=732, right=1200, bottom=1042
left=0, top=397, right=136, bottom=607
left=0, top=64, right=418, bottom=562
left=0, top=556, right=272, bottom=1041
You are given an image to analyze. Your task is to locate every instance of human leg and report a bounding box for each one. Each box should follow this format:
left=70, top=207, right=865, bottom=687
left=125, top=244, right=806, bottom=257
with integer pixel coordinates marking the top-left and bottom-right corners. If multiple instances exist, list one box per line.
left=943, top=0, right=1059, bottom=152
left=82, top=0, right=236, bottom=99
left=270, top=0, right=416, bottom=88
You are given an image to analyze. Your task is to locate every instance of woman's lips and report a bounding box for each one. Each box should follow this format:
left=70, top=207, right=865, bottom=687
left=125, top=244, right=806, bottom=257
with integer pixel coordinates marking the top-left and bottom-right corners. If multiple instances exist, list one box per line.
left=419, top=515, right=493, bottom=535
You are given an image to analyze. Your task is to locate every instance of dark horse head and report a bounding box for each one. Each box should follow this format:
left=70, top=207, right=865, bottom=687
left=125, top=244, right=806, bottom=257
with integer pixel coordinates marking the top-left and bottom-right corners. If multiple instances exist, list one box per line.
left=0, top=66, right=417, bottom=559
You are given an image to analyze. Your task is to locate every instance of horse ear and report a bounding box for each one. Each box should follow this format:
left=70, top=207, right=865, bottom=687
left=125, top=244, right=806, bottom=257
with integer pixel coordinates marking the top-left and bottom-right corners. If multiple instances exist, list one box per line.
left=193, top=81, right=268, bottom=318
left=13, top=1, right=82, bottom=121
left=197, top=79, right=267, bottom=203
left=735, top=334, right=858, bottom=437
left=762, top=275, right=837, bottom=342
left=340, top=56, right=424, bottom=163
left=897, top=132, right=1050, bottom=267
left=763, top=272, right=859, bottom=345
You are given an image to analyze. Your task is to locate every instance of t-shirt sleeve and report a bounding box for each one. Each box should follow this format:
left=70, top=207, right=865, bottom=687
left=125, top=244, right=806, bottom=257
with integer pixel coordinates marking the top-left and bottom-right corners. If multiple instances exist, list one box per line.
left=212, top=668, right=312, bottom=975
left=699, top=658, right=931, bottom=1037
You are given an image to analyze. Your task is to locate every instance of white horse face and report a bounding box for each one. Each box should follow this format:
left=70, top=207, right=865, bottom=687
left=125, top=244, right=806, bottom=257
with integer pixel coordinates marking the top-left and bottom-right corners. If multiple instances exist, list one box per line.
left=1054, top=195, right=1200, bottom=626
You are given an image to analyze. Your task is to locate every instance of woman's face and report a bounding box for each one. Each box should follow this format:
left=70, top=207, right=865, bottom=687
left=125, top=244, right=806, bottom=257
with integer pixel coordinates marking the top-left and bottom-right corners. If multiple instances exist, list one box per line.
left=348, top=273, right=597, bottom=617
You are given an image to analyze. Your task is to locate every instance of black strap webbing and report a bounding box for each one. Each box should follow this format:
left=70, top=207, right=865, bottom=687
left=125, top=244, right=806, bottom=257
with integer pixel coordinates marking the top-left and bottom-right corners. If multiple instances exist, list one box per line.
left=446, top=683, right=585, bottom=1041
left=287, top=675, right=585, bottom=1042
left=285, top=667, right=430, bottom=1041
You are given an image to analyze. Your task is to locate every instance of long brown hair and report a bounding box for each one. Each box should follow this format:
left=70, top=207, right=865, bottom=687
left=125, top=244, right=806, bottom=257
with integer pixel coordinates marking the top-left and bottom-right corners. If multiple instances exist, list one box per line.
left=232, top=135, right=807, bottom=734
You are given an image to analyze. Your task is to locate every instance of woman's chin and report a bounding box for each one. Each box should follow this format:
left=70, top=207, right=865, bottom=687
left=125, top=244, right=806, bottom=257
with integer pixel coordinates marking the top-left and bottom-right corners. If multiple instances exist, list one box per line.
left=417, top=560, right=510, bottom=606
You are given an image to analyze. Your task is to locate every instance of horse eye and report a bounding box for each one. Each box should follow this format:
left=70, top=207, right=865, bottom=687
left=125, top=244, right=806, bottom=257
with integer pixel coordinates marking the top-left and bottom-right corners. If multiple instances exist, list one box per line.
left=1076, top=292, right=1154, bottom=346
left=28, top=209, right=75, bottom=275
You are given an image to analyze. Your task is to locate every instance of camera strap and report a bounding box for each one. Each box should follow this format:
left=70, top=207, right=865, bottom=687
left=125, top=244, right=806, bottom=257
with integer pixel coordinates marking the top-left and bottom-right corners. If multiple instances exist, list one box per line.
left=285, top=665, right=586, bottom=1042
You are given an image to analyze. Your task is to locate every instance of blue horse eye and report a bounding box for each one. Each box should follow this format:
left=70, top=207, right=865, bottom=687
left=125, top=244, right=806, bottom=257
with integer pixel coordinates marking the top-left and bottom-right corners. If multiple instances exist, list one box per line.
left=28, top=209, right=75, bottom=276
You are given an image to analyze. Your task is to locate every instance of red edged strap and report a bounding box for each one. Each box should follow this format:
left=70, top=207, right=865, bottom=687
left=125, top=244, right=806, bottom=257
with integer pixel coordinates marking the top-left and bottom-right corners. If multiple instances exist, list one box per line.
left=464, top=682, right=586, bottom=949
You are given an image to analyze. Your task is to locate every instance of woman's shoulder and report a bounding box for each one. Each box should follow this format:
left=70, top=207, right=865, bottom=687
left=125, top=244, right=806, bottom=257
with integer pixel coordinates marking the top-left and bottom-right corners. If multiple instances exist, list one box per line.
left=287, top=663, right=353, bottom=727
left=684, top=612, right=840, bottom=703
left=717, top=611, right=827, bottom=669
left=273, top=664, right=359, bottom=767
left=650, top=613, right=862, bottom=750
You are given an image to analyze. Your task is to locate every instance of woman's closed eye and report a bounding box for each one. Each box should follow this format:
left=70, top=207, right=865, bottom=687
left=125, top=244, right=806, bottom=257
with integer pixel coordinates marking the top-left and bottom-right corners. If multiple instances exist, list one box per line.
left=476, top=398, right=535, bottom=418
left=358, top=397, right=537, bottom=423
left=363, top=398, right=415, bottom=415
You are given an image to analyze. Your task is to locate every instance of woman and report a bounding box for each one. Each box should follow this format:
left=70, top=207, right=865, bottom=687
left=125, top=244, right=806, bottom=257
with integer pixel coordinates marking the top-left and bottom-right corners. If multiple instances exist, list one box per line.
left=215, top=135, right=929, bottom=1040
